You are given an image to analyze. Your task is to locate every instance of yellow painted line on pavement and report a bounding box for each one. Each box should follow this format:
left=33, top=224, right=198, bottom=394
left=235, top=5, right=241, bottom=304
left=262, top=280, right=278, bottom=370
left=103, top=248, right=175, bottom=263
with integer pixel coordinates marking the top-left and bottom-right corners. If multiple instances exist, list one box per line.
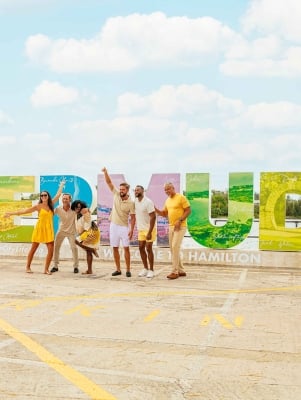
left=64, top=304, right=105, bottom=316
left=234, top=316, right=244, bottom=327
left=144, top=310, right=160, bottom=322
left=1, top=284, right=301, bottom=310
left=214, top=314, right=234, bottom=329
left=200, top=314, right=244, bottom=329
left=0, top=317, right=117, bottom=400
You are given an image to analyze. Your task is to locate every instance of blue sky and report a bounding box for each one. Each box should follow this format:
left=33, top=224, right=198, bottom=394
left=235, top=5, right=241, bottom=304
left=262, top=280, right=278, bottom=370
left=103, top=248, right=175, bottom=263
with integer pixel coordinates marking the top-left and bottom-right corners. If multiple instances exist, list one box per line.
left=0, top=0, right=300, bottom=191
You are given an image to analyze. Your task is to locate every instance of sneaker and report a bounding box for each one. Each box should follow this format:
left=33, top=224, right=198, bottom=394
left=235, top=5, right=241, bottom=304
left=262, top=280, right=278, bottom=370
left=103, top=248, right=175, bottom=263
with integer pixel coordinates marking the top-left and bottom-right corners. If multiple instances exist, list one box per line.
left=74, top=267, right=79, bottom=273
left=50, top=267, right=58, bottom=273
left=112, top=270, right=122, bottom=276
left=126, top=271, right=131, bottom=277
left=138, top=268, right=148, bottom=277
left=146, top=270, right=154, bottom=278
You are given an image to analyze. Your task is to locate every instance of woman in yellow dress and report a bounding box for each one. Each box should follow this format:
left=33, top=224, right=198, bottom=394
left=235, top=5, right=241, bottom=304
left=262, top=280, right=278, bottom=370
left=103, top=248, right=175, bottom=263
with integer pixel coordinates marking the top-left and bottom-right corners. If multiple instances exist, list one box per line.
left=4, top=182, right=64, bottom=274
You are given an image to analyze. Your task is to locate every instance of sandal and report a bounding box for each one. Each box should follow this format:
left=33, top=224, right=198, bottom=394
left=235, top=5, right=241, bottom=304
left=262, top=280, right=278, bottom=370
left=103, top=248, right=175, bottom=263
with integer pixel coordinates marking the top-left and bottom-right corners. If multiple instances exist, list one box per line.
left=82, top=271, right=92, bottom=275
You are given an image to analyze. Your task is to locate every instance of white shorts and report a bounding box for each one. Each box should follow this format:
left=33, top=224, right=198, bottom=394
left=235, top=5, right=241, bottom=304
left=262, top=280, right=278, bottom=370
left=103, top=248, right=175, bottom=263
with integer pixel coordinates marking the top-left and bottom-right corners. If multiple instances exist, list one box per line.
left=110, top=222, right=130, bottom=247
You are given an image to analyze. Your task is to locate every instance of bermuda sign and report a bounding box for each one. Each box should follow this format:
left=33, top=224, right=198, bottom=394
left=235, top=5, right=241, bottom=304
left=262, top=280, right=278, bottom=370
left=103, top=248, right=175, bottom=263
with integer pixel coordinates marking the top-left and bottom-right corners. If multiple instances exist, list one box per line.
left=0, top=171, right=300, bottom=252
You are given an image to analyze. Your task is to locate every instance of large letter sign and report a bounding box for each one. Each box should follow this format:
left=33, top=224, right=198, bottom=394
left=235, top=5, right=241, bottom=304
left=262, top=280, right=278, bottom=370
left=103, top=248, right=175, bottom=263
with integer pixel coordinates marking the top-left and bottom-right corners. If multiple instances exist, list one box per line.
left=259, top=172, right=301, bottom=251
left=2, top=171, right=301, bottom=253
left=97, top=173, right=180, bottom=246
left=0, top=175, right=94, bottom=242
left=186, top=172, right=254, bottom=249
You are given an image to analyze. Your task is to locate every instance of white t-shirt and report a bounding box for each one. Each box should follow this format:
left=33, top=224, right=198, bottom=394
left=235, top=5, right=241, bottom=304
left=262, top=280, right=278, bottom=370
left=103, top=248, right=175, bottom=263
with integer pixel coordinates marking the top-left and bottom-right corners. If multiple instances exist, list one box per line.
left=134, top=196, right=155, bottom=231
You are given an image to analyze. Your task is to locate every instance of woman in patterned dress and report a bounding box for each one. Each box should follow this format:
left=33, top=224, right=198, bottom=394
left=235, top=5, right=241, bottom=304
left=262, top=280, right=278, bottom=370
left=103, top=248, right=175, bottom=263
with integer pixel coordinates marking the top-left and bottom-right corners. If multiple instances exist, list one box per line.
left=4, top=182, right=64, bottom=274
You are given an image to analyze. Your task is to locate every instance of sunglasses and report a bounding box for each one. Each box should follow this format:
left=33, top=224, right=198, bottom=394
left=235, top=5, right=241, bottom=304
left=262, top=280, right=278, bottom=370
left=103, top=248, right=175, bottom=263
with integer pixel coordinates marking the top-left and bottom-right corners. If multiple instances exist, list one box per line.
left=40, top=194, right=48, bottom=197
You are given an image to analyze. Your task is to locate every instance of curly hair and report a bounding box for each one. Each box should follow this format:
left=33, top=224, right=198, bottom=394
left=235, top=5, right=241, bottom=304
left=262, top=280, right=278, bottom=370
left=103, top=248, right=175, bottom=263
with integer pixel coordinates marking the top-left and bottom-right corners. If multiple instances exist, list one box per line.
left=71, top=200, right=88, bottom=211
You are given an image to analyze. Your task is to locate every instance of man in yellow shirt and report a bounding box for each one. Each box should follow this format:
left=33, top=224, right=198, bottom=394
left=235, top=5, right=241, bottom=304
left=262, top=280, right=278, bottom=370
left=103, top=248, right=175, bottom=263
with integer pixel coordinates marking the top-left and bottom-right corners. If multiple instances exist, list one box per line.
left=155, top=182, right=191, bottom=279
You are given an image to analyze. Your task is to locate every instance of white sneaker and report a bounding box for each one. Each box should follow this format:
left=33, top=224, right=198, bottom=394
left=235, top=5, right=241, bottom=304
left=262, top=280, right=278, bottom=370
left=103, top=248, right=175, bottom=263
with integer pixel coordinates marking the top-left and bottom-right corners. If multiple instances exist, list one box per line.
left=138, top=269, right=148, bottom=277
left=146, top=270, right=154, bottom=278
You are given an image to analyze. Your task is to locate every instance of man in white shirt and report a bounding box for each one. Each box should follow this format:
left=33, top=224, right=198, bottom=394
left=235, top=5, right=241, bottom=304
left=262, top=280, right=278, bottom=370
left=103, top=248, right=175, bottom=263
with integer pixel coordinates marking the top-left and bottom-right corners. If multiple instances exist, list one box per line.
left=134, top=185, right=156, bottom=278
left=51, top=193, right=79, bottom=273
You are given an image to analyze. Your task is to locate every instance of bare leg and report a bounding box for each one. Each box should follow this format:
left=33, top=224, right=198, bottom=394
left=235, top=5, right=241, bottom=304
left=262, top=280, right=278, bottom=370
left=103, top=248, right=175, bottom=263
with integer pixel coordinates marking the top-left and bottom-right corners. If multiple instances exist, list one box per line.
left=113, top=247, right=121, bottom=271
left=124, top=246, right=131, bottom=272
left=138, top=241, right=148, bottom=269
left=75, top=240, right=95, bottom=274
left=85, top=251, right=93, bottom=274
left=146, top=242, right=154, bottom=270
left=44, top=242, right=54, bottom=274
left=26, top=242, right=39, bottom=272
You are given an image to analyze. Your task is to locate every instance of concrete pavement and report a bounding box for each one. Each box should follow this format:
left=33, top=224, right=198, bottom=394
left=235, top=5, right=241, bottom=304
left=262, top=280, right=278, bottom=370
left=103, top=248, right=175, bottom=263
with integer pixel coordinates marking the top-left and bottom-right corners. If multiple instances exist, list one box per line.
left=0, top=256, right=301, bottom=399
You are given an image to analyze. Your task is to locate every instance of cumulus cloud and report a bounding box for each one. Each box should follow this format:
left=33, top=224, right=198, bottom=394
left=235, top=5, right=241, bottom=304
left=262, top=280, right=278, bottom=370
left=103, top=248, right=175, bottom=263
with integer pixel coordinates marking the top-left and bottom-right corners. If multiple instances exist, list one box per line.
left=242, top=0, right=301, bottom=42
left=220, top=0, right=301, bottom=77
left=225, top=101, right=301, bottom=130
left=117, top=84, right=243, bottom=118
left=221, top=39, right=301, bottom=77
left=24, top=12, right=238, bottom=72
left=30, top=80, right=79, bottom=108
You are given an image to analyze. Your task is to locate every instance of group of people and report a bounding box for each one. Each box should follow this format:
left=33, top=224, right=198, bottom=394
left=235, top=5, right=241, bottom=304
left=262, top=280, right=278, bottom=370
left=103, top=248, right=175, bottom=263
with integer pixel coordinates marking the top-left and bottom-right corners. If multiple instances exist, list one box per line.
left=4, top=167, right=191, bottom=280
left=100, top=167, right=191, bottom=280
left=4, top=184, right=100, bottom=275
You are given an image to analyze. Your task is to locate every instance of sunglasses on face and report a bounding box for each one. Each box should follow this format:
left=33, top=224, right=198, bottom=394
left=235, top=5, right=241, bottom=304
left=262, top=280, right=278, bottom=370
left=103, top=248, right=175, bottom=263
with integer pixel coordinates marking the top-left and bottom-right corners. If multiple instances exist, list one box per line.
left=40, top=194, right=48, bottom=197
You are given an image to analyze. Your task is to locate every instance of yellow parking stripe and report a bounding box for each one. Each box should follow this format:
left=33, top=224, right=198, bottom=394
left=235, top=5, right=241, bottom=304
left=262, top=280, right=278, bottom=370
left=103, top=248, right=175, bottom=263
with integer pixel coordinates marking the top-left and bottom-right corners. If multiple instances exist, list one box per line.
left=144, top=310, right=160, bottom=322
left=1, top=285, right=301, bottom=311
left=0, top=317, right=117, bottom=400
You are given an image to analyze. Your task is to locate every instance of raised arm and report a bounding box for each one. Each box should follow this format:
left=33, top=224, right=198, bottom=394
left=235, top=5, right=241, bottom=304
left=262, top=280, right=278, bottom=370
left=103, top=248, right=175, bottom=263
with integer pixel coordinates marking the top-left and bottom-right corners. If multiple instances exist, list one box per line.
left=101, top=167, right=114, bottom=192
left=4, top=204, right=39, bottom=218
left=52, top=181, right=65, bottom=204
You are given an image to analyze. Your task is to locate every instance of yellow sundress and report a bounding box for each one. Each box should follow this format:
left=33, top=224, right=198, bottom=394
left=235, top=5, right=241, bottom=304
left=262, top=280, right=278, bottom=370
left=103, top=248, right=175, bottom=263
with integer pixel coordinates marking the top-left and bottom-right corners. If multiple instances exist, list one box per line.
left=75, top=212, right=100, bottom=249
left=31, top=208, right=54, bottom=243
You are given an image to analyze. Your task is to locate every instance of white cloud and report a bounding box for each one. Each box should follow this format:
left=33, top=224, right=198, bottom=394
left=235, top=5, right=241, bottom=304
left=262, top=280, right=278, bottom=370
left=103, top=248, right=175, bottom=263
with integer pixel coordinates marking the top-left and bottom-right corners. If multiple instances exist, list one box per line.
left=225, top=101, right=301, bottom=130
left=25, top=34, right=52, bottom=65
left=0, top=110, right=13, bottom=125
left=117, top=84, right=243, bottom=118
left=221, top=42, right=301, bottom=77
left=30, top=80, right=79, bottom=108
left=24, top=12, right=238, bottom=72
left=242, top=0, right=301, bottom=43
left=23, top=8, right=301, bottom=78
left=0, top=135, right=15, bottom=145
left=231, top=142, right=265, bottom=161
left=226, top=35, right=282, bottom=59
left=178, top=127, right=217, bottom=146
